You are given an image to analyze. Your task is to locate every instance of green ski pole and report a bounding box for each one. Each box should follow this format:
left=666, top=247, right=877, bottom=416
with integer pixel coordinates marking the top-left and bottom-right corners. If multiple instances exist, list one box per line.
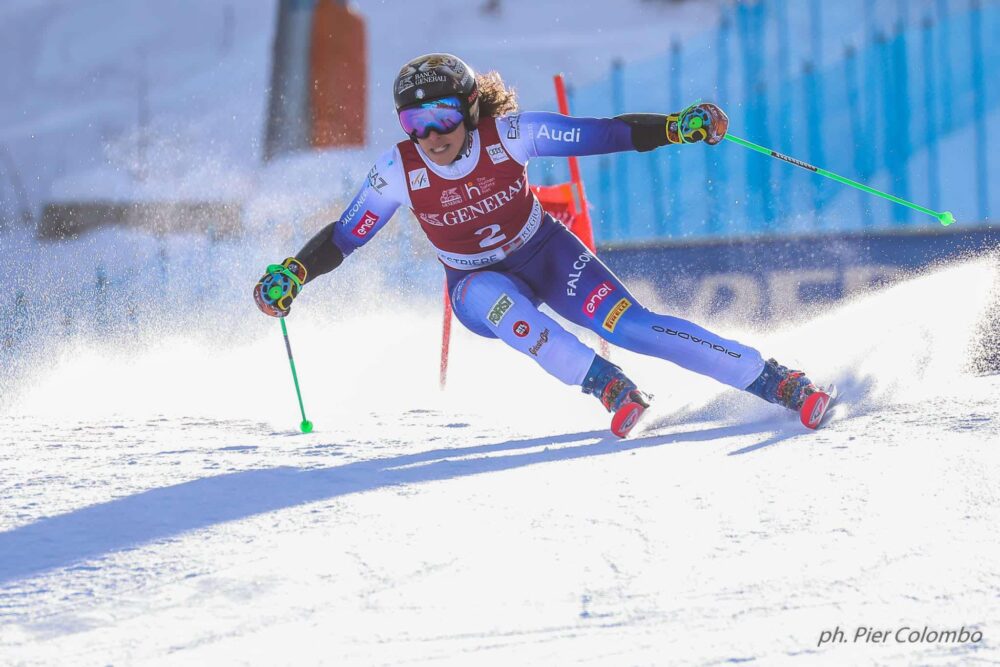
left=723, top=133, right=955, bottom=227
left=278, top=317, right=313, bottom=434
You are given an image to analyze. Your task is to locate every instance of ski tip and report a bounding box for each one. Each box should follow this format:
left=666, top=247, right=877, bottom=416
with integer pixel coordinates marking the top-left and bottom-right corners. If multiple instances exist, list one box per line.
left=611, top=392, right=650, bottom=438
left=800, top=385, right=837, bottom=430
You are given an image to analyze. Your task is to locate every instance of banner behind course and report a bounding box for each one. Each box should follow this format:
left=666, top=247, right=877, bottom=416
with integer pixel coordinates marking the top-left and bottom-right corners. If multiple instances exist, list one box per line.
left=599, top=227, right=1000, bottom=325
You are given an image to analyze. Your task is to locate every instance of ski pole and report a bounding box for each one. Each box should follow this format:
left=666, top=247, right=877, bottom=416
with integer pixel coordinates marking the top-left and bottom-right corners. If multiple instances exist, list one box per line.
left=278, top=317, right=313, bottom=433
left=723, top=133, right=956, bottom=226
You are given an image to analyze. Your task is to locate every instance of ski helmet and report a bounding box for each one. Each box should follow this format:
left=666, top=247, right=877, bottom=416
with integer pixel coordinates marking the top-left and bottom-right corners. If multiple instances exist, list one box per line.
left=393, top=53, right=480, bottom=133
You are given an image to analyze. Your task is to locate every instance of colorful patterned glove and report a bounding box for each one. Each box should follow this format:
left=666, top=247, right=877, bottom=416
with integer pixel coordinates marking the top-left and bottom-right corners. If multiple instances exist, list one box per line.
left=253, top=258, right=307, bottom=318
left=666, top=102, right=729, bottom=145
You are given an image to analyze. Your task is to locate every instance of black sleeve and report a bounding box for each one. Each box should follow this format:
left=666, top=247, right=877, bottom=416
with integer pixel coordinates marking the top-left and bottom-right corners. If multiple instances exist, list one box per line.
left=295, top=222, right=344, bottom=284
left=615, top=113, right=670, bottom=152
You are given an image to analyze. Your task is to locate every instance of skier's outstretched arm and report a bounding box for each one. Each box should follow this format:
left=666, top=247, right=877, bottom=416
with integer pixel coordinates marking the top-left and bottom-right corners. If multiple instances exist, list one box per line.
left=253, top=148, right=405, bottom=317
left=496, top=104, right=728, bottom=162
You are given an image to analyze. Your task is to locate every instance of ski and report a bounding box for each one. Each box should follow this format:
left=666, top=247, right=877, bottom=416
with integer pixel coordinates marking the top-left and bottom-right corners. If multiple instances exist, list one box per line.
left=611, top=391, right=651, bottom=438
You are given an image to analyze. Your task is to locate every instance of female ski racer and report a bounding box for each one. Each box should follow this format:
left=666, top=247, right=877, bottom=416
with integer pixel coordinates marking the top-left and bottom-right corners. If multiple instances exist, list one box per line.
left=255, top=53, right=834, bottom=437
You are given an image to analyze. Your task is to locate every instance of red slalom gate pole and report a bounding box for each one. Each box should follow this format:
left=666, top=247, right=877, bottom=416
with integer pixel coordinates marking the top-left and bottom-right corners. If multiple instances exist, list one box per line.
left=439, top=74, right=608, bottom=390
left=553, top=74, right=608, bottom=359
left=553, top=74, right=597, bottom=252
left=440, top=281, right=453, bottom=389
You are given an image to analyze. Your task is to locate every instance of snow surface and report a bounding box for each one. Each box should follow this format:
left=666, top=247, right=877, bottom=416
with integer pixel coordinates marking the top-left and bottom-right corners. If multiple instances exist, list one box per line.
left=2, top=1, right=999, bottom=664
left=2, top=254, right=999, bottom=665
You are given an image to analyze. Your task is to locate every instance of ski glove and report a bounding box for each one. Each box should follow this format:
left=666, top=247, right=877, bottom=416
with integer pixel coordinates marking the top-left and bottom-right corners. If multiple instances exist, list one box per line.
left=666, top=102, right=729, bottom=145
left=254, top=258, right=307, bottom=318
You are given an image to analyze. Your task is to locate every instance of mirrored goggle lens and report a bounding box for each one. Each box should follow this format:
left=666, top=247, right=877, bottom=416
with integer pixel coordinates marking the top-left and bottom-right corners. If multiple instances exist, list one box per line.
left=398, top=97, right=465, bottom=139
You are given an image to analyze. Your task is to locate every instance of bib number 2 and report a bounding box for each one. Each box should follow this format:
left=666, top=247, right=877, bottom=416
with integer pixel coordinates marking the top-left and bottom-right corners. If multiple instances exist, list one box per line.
left=475, top=224, right=507, bottom=249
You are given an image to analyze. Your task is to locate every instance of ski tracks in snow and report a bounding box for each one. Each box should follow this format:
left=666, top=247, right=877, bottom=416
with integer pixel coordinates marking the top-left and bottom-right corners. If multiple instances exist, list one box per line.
left=2, top=259, right=1000, bottom=664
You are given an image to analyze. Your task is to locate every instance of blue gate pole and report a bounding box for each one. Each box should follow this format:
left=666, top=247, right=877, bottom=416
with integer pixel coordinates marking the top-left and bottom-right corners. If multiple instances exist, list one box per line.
left=863, top=1, right=880, bottom=180
left=896, top=0, right=910, bottom=25
left=647, top=149, right=666, bottom=237
left=808, top=0, right=827, bottom=219
left=611, top=59, right=629, bottom=238
left=803, top=60, right=825, bottom=228
left=708, top=15, right=730, bottom=236
left=598, top=156, right=613, bottom=242
left=936, top=0, right=953, bottom=113
left=876, top=30, right=893, bottom=224
left=921, top=16, right=941, bottom=213
left=890, top=22, right=912, bottom=225
left=810, top=0, right=823, bottom=76
left=844, top=44, right=871, bottom=226
left=736, top=2, right=770, bottom=234
left=969, top=0, right=989, bottom=222
left=774, top=0, right=791, bottom=225
left=668, top=41, right=683, bottom=235
left=641, top=48, right=664, bottom=236
left=754, top=1, right=774, bottom=230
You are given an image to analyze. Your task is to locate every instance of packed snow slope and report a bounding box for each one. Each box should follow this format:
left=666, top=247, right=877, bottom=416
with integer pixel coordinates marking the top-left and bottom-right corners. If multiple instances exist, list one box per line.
left=1, top=253, right=998, bottom=666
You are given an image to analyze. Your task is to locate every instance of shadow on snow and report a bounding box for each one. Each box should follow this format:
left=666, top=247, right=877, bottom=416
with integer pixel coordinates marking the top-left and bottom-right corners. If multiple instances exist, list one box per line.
left=0, top=419, right=804, bottom=585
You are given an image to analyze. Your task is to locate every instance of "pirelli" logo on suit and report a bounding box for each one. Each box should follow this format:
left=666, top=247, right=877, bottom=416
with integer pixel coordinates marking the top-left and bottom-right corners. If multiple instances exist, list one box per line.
left=602, top=298, right=631, bottom=332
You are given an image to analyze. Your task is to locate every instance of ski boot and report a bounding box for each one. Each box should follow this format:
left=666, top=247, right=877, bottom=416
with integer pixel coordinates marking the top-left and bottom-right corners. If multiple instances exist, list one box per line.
left=746, top=358, right=836, bottom=429
left=582, top=356, right=651, bottom=438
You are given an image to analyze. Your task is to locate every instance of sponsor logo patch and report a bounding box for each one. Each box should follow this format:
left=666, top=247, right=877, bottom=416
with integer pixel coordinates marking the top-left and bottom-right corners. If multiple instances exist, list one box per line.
left=475, top=176, right=497, bottom=191
left=464, top=181, right=482, bottom=198
left=351, top=210, right=380, bottom=238
left=417, top=212, right=443, bottom=226
left=602, top=298, right=631, bottom=332
left=438, top=177, right=525, bottom=225
left=368, top=166, right=387, bottom=193
left=344, top=188, right=369, bottom=220
left=565, top=253, right=592, bottom=296
left=440, top=187, right=463, bottom=208
left=408, top=167, right=429, bottom=190
left=650, top=325, right=742, bottom=358
left=537, top=124, right=581, bottom=143
left=486, top=143, right=509, bottom=164
left=513, top=320, right=530, bottom=337
left=416, top=74, right=446, bottom=85
left=395, top=55, right=465, bottom=95
left=583, top=281, right=615, bottom=318
left=395, top=76, right=415, bottom=94
left=506, top=114, right=521, bottom=140
left=528, top=328, right=550, bottom=356
left=487, top=294, right=514, bottom=326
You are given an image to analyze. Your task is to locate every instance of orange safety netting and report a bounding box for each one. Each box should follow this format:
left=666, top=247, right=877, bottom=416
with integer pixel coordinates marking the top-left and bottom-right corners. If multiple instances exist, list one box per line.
left=529, top=183, right=596, bottom=253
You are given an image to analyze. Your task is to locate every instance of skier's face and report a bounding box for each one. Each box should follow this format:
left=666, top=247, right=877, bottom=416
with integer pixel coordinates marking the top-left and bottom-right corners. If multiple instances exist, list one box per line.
left=416, top=123, right=466, bottom=166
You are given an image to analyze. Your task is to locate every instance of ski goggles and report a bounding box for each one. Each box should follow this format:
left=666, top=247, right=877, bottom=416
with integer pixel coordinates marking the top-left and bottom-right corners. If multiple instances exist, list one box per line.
left=398, top=96, right=466, bottom=139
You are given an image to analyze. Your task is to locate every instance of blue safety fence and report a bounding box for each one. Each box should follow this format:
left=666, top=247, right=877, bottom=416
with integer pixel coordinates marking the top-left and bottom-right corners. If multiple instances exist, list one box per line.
left=528, top=0, right=999, bottom=244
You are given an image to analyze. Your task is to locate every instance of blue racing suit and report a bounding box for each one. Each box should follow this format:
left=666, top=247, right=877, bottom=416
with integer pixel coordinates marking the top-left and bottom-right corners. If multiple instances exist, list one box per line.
left=308, top=111, right=765, bottom=391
